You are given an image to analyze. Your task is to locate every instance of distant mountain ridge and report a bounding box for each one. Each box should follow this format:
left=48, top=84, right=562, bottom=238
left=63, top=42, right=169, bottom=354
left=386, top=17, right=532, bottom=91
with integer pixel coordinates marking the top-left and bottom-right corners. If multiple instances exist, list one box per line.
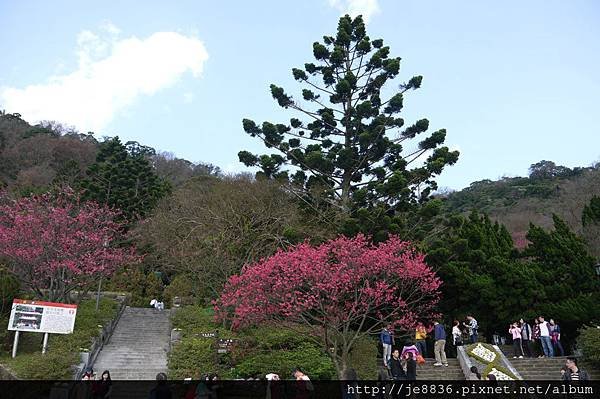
left=441, top=162, right=600, bottom=253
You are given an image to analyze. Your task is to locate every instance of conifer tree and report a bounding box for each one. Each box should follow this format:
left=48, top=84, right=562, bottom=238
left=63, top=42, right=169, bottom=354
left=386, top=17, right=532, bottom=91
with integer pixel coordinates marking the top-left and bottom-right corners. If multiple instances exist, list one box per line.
left=239, top=15, right=459, bottom=238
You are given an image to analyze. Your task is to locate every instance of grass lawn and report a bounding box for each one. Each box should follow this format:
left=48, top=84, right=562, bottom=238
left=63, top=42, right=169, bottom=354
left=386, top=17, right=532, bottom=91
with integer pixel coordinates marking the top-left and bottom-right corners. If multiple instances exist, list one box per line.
left=0, top=298, right=120, bottom=379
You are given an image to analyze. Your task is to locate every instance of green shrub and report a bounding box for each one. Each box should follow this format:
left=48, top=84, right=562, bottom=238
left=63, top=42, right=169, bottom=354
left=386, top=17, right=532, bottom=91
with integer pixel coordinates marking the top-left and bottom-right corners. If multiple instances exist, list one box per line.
left=233, top=342, right=335, bottom=379
left=5, top=350, right=77, bottom=379
left=348, top=335, right=378, bottom=379
left=168, top=306, right=374, bottom=379
left=163, top=274, right=195, bottom=307
left=239, top=324, right=311, bottom=350
left=168, top=338, right=217, bottom=379
left=577, top=325, right=600, bottom=367
left=171, top=306, right=224, bottom=336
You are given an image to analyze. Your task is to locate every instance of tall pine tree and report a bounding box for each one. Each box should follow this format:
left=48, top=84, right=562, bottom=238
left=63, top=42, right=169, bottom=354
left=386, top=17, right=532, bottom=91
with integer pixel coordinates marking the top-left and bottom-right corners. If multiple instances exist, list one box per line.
left=239, top=15, right=459, bottom=239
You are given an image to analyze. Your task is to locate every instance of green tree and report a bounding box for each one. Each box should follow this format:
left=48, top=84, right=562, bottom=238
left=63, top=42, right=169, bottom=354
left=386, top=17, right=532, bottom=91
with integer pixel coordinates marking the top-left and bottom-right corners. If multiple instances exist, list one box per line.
left=524, top=215, right=600, bottom=345
left=426, top=213, right=539, bottom=338
left=238, top=15, right=458, bottom=238
left=80, top=137, right=170, bottom=220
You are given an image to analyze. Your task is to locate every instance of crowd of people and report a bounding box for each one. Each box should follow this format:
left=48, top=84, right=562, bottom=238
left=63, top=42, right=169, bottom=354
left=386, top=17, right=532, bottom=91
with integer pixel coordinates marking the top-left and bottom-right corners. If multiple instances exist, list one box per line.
left=380, top=314, right=480, bottom=376
left=507, top=316, right=564, bottom=358
left=379, top=314, right=582, bottom=381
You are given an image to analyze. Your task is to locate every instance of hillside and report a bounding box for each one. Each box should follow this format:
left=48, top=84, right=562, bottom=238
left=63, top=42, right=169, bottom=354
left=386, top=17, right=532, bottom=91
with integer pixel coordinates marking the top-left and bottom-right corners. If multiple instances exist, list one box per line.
left=442, top=163, right=600, bottom=253
left=0, top=113, right=219, bottom=193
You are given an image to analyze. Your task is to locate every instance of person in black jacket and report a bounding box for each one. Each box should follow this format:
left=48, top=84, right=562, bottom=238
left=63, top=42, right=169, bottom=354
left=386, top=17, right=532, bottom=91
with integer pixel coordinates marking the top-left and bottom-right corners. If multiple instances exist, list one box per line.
left=561, top=357, right=590, bottom=381
left=149, top=373, right=172, bottom=399
left=388, top=349, right=407, bottom=380
left=405, top=352, right=417, bottom=380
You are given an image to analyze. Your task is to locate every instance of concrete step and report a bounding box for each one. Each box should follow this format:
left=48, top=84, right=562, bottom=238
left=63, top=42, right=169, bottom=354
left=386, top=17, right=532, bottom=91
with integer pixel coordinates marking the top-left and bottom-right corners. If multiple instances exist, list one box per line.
left=92, top=307, right=171, bottom=380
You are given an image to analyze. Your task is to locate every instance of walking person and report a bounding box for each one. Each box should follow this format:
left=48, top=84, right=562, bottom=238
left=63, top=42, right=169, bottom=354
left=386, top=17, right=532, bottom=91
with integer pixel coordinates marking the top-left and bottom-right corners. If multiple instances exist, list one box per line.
left=538, top=316, right=554, bottom=357
left=463, top=315, right=478, bottom=343
left=549, top=319, right=564, bottom=357
left=433, top=321, right=449, bottom=367
left=451, top=320, right=463, bottom=357
left=508, top=322, right=524, bottom=358
left=380, top=324, right=394, bottom=368
left=415, top=323, right=427, bottom=358
left=519, top=318, right=534, bottom=358
left=388, top=349, right=407, bottom=380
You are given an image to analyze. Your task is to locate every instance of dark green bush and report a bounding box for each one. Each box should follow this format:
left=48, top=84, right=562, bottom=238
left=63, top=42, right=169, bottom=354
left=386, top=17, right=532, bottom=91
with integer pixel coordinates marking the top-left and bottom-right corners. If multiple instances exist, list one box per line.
left=167, top=306, right=377, bottom=379
left=347, top=335, right=378, bottom=379
left=163, top=274, right=195, bottom=307
left=577, top=325, right=600, bottom=367
left=233, top=342, right=335, bottom=379
left=168, top=338, right=217, bottom=379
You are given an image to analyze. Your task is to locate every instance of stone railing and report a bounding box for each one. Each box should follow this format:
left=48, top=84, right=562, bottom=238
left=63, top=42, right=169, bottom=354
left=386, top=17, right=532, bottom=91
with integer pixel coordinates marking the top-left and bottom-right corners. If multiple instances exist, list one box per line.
left=72, top=294, right=129, bottom=379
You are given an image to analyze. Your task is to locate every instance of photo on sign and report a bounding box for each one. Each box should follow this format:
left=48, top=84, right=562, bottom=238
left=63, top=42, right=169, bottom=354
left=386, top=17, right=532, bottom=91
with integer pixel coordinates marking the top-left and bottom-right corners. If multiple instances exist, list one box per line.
left=15, top=305, right=43, bottom=314
left=12, top=310, right=43, bottom=330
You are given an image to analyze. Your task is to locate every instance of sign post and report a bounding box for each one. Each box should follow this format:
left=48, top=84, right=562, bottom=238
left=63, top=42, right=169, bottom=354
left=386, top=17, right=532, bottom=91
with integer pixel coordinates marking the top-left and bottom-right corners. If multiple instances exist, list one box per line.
left=42, top=332, right=49, bottom=354
left=7, top=299, right=78, bottom=357
left=11, top=331, right=19, bottom=358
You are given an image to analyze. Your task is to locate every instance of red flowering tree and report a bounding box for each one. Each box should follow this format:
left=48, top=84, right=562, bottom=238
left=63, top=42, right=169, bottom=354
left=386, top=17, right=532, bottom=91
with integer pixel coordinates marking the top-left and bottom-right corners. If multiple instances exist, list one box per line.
left=215, top=235, right=441, bottom=377
left=0, top=189, right=140, bottom=302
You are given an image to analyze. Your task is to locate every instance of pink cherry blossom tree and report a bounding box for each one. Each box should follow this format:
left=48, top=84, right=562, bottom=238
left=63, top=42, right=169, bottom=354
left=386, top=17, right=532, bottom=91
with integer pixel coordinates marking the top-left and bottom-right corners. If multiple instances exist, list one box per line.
left=214, top=234, right=441, bottom=377
left=0, top=188, right=140, bottom=302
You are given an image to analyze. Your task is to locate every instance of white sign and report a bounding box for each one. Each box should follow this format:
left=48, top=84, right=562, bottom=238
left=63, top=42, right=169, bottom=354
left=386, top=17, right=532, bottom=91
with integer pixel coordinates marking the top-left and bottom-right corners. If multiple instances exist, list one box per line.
left=7, top=299, right=77, bottom=334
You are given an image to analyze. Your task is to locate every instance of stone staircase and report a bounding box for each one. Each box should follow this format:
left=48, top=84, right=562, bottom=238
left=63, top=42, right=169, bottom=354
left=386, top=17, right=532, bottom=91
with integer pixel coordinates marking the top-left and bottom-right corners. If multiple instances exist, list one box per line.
left=498, top=345, right=600, bottom=380
left=92, top=307, right=171, bottom=380
left=378, top=357, right=465, bottom=380
left=509, top=357, right=600, bottom=380
left=416, top=358, right=465, bottom=380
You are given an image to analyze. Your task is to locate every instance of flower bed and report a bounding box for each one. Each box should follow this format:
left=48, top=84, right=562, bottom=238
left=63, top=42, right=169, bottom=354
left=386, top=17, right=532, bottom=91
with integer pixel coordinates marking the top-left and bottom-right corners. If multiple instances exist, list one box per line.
left=465, top=343, right=518, bottom=380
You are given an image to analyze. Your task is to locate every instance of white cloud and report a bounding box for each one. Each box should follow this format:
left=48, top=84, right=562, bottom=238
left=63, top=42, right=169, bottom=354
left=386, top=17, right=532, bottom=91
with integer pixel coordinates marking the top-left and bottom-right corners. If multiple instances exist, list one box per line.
left=328, top=0, right=380, bottom=23
left=1, top=25, right=208, bottom=133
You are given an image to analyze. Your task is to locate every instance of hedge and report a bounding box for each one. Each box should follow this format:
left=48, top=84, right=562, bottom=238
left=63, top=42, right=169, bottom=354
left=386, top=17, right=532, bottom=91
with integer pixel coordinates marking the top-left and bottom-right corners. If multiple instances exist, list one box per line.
left=577, top=325, right=600, bottom=368
left=168, top=306, right=379, bottom=379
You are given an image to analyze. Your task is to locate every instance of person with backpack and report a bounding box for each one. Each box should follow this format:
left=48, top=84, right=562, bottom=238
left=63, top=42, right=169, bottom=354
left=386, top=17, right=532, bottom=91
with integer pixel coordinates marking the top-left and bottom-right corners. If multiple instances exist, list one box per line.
left=519, top=318, right=533, bottom=358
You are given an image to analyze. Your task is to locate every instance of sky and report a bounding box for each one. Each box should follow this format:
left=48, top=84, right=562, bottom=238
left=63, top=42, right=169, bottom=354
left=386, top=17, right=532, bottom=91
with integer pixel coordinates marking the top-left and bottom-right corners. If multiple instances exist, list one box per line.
left=1, top=0, right=599, bottom=190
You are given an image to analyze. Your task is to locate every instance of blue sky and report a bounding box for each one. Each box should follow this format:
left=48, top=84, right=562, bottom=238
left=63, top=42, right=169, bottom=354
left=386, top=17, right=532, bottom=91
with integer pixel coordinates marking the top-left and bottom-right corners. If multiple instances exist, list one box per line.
left=1, top=0, right=598, bottom=189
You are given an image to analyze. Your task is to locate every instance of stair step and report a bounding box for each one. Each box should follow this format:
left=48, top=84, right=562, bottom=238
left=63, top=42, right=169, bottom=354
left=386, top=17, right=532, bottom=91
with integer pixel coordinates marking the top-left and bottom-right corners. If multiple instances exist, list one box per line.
left=92, top=307, right=171, bottom=380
